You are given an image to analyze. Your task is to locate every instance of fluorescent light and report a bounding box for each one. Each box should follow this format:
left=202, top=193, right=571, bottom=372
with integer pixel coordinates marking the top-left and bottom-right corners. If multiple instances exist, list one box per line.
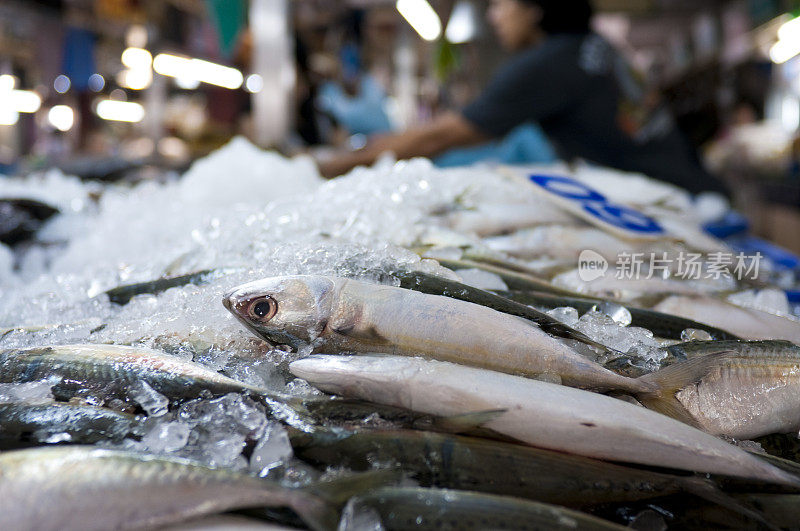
left=770, top=38, right=800, bottom=64
left=778, top=16, right=800, bottom=41
left=396, top=0, right=442, bottom=41
left=118, top=68, right=153, bottom=90
left=153, top=53, right=243, bottom=89
left=48, top=105, right=74, bottom=131
left=0, top=75, right=15, bottom=91
left=122, top=47, right=153, bottom=70
left=96, top=100, right=145, bottom=122
left=446, top=0, right=476, bottom=43
left=0, top=108, right=18, bottom=126
left=10, top=90, right=41, bottom=113
left=771, top=15, right=800, bottom=64
left=245, top=74, right=264, bottom=93
left=0, top=79, right=41, bottom=116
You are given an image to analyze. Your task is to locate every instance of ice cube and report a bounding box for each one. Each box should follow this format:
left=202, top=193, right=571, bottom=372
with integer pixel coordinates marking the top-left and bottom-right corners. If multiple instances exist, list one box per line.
left=546, top=307, right=579, bottom=327
left=37, top=431, right=73, bottom=444
left=198, top=431, right=247, bottom=468
left=680, top=328, right=713, bottom=342
left=595, top=301, right=632, bottom=326
left=141, top=420, right=191, bottom=453
left=284, top=378, right=324, bottom=398
left=130, top=380, right=169, bottom=417
left=338, top=499, right=385, bottom=531
left=250, top=423, right=294, bottom=476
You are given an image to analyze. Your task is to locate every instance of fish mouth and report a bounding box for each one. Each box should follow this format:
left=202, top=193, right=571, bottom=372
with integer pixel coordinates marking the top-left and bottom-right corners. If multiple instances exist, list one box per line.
left=222, top=290, right=276, bottom=348
left=222, top=293, right=233, bottom=312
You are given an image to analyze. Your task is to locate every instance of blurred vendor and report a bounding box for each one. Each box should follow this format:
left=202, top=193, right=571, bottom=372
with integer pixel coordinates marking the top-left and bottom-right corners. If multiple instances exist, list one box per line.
left=317, top=0, right=727, bottom=195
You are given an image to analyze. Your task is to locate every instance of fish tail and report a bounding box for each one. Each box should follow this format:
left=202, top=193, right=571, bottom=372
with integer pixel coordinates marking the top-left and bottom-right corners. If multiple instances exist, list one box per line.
left=295, top=469, right=403, bottom=530
left=681, top=477, right=780, bottom=531
left=634, top=351, right=739, bottom=428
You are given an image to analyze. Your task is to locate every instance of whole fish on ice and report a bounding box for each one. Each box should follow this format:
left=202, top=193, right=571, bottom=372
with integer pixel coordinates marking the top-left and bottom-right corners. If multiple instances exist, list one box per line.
left=223, top=276, right=650, bottom=393
left=654, top=295, right=800, bottom=343
left=637, top=341, right=800, bottom=439
left=0, top=445, right=353, bottom=531
left=290, top=354, right=800, bottom=486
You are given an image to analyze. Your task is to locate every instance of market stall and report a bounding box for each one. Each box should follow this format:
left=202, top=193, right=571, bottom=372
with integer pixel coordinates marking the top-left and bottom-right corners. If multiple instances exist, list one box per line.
left=2, top=1, right=800, bottom=530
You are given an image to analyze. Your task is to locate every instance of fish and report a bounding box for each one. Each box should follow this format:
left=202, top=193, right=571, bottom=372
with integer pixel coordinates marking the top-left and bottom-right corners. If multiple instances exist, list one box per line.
left=665, top=339, right=798, bottom=362
left=0, top=344, right=307, bottom=427
left=103, top=269, right=223, bottom=305
left=0, top=445, right=390, bottom=531
left=552, top=269, right=736, bottom=300
left=439, top=202, right=575, bottom=237
left=223, top=276, right=649, bottom=393
left=483, top=225, right=638, bottom=261
left=391, top=269, right=614, bottom=352
left=0, top=344, right=269, bottom=403
left=289, top=355, right=800, bottom=487
left=433, top=256, right=584, bottom=297
left=343, top=487, right=627, bottom=530
left=0, top=402, right=139, bottom=444
left=292, top=427, right=764, bottom=514
left=653, top=295, right=800, bottom=343
left=494, top=289, right=740, bottom=341
left=636, top=346, right=800, bottom=439
left=0, top=197, right=59, bottom=245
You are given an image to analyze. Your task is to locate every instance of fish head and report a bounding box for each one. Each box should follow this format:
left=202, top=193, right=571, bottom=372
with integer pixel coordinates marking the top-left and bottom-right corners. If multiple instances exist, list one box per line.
left=223, top=276, right=337, bottom=349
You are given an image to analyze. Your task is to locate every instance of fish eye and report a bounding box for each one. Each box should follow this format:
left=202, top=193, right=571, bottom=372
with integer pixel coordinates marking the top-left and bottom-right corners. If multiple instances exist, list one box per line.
left=248, top=297, right=278, bottom=321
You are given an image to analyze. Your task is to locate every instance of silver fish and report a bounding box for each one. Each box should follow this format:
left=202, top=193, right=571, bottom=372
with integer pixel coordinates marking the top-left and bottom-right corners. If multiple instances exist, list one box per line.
left=653, top=295, right=800, bottom=343
left=0, top=446, right=338, bottom=531
left=638, top=345, right=800, bottom=439
left=223, top=276, right=650, bottom=393
left=289, top=354, right=800, bottom=487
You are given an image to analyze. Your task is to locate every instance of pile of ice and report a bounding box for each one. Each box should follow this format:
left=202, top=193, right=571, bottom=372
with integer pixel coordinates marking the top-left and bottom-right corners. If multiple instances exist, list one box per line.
left=547, top=306, right=665, bottom=370
left=109, top=391, right=295, bottom=474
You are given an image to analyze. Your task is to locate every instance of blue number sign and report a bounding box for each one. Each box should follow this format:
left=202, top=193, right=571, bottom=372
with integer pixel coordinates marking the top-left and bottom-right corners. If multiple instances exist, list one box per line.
left=529, top=174, right=666, bottom=239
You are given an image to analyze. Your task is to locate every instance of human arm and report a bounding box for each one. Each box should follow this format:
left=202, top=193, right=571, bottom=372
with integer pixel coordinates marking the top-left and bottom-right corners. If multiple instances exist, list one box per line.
left=316, top=111, right=489, bottom=178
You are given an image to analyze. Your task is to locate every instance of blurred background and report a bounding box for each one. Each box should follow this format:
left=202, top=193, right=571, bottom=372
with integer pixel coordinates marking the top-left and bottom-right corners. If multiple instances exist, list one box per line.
left=0, top=0, right=798, bottom=250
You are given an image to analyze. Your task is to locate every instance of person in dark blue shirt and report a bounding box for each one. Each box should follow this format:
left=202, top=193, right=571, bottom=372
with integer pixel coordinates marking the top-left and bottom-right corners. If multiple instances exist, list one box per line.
left=317, top=0, right=727, bottom=195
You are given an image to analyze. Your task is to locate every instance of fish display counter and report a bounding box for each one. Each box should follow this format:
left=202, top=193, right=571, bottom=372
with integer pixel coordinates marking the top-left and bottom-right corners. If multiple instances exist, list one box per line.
left=1, top=137, right=800, bottom=530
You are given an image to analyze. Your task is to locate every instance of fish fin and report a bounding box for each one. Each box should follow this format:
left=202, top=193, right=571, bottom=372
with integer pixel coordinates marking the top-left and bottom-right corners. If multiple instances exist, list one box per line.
left=296, top=469, right=404, bottom=530
left=431, top=409, right=508, bottom=433
left=681, top=477, right=780, bottom=531
left=748, top=450, right=800, bottom=476
left=635, top=351, right=739, bottom=428
left=328, top=307, right=391, bottom=346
